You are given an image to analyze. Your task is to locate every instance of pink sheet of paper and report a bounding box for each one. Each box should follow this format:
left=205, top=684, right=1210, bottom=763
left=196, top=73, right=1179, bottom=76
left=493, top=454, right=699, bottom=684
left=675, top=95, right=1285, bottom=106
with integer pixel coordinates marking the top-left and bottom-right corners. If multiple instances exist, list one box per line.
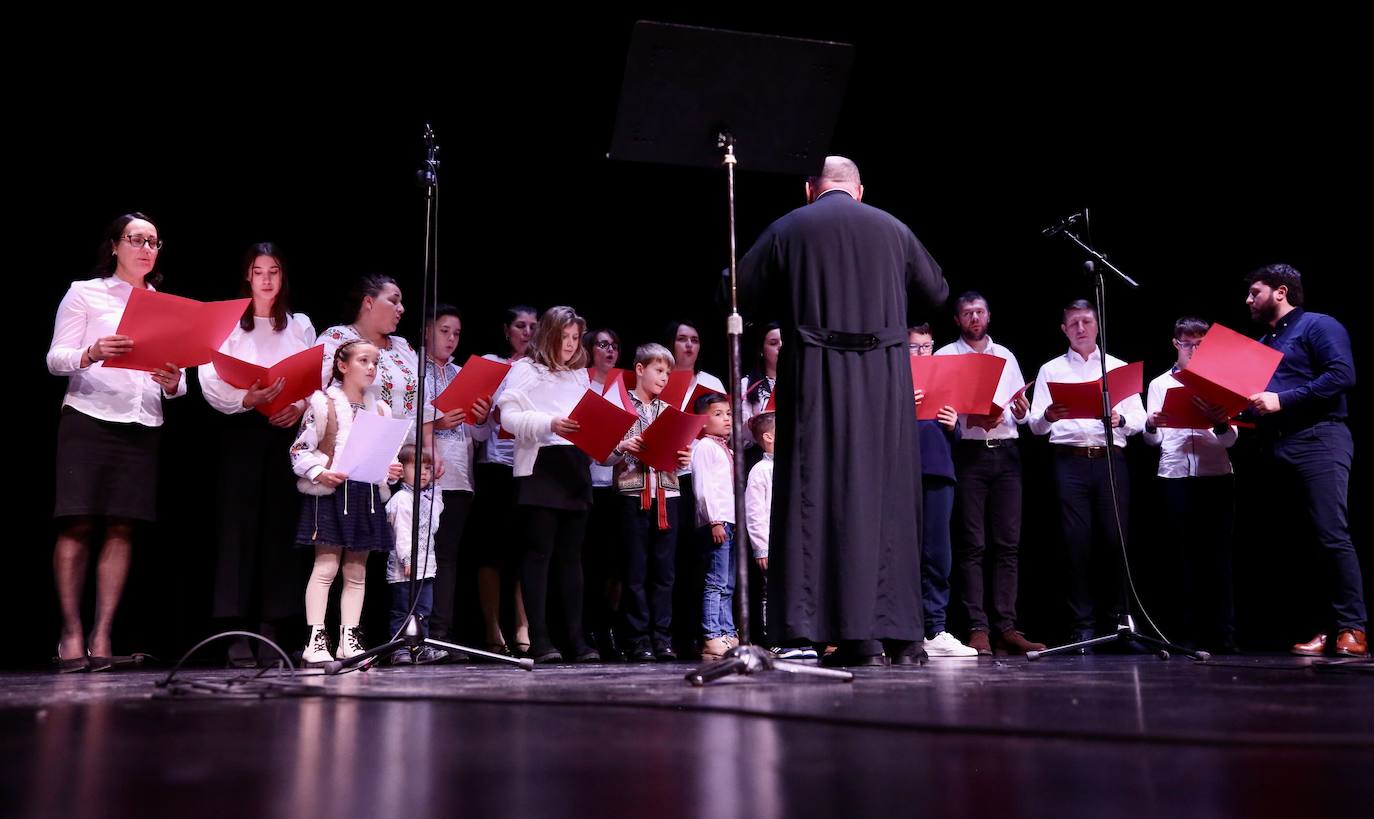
left=1174, top=323, right=1284, bottom=418
left=638, top=406, right=709, bottom=473
left=563, top=390, right=638, bottom=462
left=433, top=355, right=511, bottom=415
left=104, top=288, right=250, bottom=372
left=1047, top=361, right=1144, bottom=419
left=910, top=353, right=1006, bottom=420
left=210, top=344, right=325, bottom=417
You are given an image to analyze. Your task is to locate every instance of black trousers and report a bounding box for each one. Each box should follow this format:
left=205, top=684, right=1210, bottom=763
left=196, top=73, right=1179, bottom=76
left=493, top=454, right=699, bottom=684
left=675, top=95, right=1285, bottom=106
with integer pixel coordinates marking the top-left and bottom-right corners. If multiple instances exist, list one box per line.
left=520, top=507, right=589, bottom=654
left=1053, top=447, right=1129, bottom=632
left=619, top=494, right=679, bottom=648
left=1159, top=475, right=1235, bottom=646
left=952, top=443, right=1023, bottom=634
left=427, top=489, right=473, bottom=641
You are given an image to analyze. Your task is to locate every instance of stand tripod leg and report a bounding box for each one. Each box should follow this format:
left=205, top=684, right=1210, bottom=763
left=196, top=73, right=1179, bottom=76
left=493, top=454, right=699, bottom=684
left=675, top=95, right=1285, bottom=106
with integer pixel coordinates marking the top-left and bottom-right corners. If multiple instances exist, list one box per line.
left=686, top=656, right=751, bottom=687
left=425, top=637, right=534, bottom=670
left=1027, top=633, right=1122, bottom=661
left=1130, top=633, right=1211, bottom=661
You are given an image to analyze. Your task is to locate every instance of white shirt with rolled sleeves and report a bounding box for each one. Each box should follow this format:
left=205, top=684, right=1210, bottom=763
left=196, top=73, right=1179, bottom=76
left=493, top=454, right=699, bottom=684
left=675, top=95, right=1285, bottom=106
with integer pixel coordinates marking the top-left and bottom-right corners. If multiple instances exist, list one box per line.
left=744, top=453, right=773, bottom=558
left=690, top=435, right=735, bottom=528
left=46, top=276, right=188, bottom=425
left=1142, top=369, right=1237, bottom=478
left=199, top=313, right=316, bottom=415
left=1028, top=346, right=1146, bottom=447
left=934, top=336, right=1028, bottom=440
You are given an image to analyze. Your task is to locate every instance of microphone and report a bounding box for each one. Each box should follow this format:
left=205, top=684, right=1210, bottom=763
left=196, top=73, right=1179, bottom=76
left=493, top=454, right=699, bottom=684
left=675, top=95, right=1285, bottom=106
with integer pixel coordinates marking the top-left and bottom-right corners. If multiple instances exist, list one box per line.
left=1041, top=211, right=1083, bottom=238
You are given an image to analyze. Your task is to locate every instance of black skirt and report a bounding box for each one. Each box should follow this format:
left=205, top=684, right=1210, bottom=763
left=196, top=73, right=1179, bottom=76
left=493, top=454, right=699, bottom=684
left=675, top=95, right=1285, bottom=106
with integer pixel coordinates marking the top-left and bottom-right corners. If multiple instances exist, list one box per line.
left=516, top=445, right=592, bottom=511
left=53, top=405, right=161, bottom=521
left=294, top=481, right=393, bottom=552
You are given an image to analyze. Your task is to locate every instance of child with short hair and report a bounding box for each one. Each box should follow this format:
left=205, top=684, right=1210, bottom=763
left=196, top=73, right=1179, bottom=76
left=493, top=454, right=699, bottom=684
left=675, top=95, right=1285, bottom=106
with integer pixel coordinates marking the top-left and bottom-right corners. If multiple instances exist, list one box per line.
left=386, top=444, right=449, bottom=664
left=691, top=392, right=738, bottom=661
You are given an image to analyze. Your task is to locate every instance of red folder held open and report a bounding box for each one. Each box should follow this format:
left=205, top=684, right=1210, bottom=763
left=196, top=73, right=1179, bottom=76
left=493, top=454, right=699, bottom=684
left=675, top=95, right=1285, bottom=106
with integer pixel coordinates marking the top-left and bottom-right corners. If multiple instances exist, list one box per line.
left=434, top=355, right=511, bottom=415
left=105, top=288, right=250, bottom=372
left=563, top=390, right=638, bottom=462
left=210, top=345, right=325, bottom=417
left=638, top=407, right=709, bottom=473
left=1174, top=323, right=1284, bottom=417
left=910, top=353, right=1006, bottom=420
left=1047, top=361, right=1144, bottom=420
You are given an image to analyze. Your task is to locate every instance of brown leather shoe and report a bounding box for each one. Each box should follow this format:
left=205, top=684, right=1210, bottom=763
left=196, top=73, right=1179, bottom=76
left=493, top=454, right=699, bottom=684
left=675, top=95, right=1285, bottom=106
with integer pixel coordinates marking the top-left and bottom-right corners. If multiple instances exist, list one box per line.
left=1290, top=632, right=1327, bottom=656
left=967, top=630, right=992, bottom=656
left=1334, top=629, right=1369, bottom=658
left=997, top=629, right=1047, bottom=656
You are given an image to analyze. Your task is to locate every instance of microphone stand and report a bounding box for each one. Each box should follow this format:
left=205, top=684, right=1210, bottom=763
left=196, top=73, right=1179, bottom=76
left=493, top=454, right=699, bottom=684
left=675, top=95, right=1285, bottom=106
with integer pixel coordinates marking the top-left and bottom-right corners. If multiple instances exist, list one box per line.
left=1030, top=213, right=1207, bottom=662
left=326, top=125, right=530, bottom=675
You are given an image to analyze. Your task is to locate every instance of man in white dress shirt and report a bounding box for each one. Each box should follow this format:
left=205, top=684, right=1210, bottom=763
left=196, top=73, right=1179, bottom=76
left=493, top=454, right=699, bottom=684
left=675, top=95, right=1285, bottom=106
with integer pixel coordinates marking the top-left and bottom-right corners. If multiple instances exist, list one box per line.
left=1028, top=299, right=1146, bottom=647
left=1142, top=316, right=1238, bottom=653
left=935, top=292, right=1045, bottom=656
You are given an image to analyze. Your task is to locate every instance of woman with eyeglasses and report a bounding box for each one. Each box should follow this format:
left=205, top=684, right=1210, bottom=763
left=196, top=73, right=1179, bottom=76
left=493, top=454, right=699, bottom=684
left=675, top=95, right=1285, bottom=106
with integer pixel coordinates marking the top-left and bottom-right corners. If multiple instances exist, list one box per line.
left=45, top=212, right=186, bottom=672
left=465, top=306, right=538, bottom=656
left=583, top=327, right=626, bottom=659
left=197, top=243, right=316, bottom=666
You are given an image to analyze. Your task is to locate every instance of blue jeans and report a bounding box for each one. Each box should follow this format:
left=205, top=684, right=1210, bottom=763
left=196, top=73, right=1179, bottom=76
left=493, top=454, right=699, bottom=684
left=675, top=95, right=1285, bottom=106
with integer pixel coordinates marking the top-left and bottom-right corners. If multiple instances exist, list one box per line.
left=390, top=578, right=434, bottom=638
left=700, top=524, right=737, bottom=639
left=921, top=478, right=956, bottom=638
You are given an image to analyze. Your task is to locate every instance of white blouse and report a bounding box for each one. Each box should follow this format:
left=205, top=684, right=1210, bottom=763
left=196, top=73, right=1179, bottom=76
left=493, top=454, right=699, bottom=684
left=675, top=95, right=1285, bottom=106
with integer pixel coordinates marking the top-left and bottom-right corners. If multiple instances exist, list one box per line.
left=200, top=313, right=316, bottom=415
left=317, top=324, right=420, bottom=421
left=46, top=276, right=188, bottom=426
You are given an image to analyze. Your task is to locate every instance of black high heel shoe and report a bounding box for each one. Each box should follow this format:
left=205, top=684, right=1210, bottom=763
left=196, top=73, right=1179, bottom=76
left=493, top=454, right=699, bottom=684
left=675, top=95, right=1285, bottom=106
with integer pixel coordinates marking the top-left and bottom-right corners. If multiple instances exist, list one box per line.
left=53, top=643, right=89, bottom=673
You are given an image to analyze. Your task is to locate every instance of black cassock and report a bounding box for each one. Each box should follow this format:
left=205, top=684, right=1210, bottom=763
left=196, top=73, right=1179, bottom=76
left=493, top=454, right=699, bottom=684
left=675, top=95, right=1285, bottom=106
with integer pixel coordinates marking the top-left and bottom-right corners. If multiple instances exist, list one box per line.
left=738, top=190, right=948, bottom=643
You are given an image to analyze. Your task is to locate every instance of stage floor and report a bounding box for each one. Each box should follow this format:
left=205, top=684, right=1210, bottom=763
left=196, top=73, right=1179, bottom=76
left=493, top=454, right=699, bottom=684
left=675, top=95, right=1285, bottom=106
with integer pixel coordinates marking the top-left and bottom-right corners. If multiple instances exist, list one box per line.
left=2, top=654, right=1370, bottom=818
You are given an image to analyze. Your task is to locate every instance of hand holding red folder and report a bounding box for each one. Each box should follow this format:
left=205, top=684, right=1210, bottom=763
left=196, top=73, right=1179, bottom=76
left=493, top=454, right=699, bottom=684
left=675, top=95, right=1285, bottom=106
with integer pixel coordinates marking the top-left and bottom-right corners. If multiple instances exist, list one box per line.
left=563, top=390, right=638, bottom=462
left=1047, top=361, right=1144, bottom=420
left=1174, top=323, right=1284, bottom=417
left=1154, top=386, right=1231, bottom=430
left=638, top=407, right=709, bottom=473
left=910, top=353, right=1006, bottom=420
left=104, top=288, right=250, bottom=372
left=211, top=345, right=325, bottom=417
left=434, top=355, right=511, bottom=415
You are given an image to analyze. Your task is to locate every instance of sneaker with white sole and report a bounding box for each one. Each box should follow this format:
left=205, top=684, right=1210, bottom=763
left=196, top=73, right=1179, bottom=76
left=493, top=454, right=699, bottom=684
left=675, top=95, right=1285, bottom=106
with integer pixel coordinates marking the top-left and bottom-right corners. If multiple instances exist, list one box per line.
left=923, top=631, right=979, bottom=658
left=302, top=625, right=332, bottom=665
left=336, top=626, right=367, bottom=661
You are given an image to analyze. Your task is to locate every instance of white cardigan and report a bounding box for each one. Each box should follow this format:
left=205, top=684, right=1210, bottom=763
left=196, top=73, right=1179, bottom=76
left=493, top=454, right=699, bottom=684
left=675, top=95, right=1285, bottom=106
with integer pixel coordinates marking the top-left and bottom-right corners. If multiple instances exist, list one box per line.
left=495, top=359, right=589, bottom=477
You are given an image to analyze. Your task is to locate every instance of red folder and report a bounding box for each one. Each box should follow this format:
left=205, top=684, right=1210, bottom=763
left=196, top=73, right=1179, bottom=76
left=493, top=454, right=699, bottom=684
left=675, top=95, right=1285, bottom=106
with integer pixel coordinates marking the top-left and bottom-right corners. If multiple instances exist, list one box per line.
left=638, top=406, right=709, bottom=473
left=434, top=355, right=511, bottom=415
left=658, top=370, right=696, bottom=411
left=1174, top=323, right=1284, bottom=417
left=763, top=389, right=776, bottom=413
left=1047, top=361, right=1144, bottom=420
left=984, top=382, right=1032, bottom=423
left=1156, top=385, right=1215, bottom=430
left=210, top=345, right=325, bottom=417
left=910, top=353, right=1006, bottom=420
left=563, top=390, right=638, bottom=462
left=105, top=288, right=250, bottom=372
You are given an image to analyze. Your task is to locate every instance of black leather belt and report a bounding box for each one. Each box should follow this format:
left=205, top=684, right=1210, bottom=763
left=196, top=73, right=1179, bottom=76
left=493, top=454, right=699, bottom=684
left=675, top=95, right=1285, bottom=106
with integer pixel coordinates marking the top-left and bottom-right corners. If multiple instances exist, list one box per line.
left=1054, top=444, right=1116, bottom=459
left=958, top=438, right=1016, bottom=449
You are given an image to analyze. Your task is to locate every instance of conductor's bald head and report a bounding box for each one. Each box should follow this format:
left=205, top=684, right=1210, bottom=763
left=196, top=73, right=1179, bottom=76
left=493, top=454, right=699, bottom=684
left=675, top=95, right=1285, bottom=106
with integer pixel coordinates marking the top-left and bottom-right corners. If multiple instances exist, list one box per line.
left=806, top=156, right=864, bottom=204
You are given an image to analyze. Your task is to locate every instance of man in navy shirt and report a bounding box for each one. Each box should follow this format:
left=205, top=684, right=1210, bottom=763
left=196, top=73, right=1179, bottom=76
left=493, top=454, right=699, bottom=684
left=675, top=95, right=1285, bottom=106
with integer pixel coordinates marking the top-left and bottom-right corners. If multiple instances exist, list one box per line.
left=1245, top=264, right=1366, bottom=657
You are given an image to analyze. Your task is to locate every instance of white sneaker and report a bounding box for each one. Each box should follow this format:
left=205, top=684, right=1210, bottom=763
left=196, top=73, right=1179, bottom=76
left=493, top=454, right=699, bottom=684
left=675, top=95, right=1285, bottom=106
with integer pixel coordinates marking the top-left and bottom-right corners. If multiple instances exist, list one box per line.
left=336, top=626, right=367, bottom=660
left=923, top=631, right=979, bottom=658
left=302, top=625, right=332, bottom=665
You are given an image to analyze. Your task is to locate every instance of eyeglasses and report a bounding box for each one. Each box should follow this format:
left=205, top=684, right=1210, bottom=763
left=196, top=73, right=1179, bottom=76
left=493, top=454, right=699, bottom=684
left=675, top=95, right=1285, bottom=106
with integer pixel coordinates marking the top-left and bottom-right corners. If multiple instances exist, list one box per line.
left=908, top=343, right=934, bottom=353
left=121, top=234, right=163, bottom=251
left=1176, top=340, right=1203, bottom=351
left=594, top=340, right=619, bottom=350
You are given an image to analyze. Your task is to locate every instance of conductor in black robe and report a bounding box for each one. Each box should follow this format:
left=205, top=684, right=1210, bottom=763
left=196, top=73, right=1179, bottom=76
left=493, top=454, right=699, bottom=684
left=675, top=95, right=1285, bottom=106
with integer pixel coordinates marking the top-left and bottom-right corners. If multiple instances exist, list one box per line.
left=738, top=156, right=949, bottom=666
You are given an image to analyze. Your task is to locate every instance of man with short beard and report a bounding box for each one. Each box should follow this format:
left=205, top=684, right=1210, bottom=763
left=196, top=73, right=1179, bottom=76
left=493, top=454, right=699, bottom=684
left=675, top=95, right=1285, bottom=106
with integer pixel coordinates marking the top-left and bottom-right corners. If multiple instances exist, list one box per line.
left=1244, top=264, right=1365, bottom=658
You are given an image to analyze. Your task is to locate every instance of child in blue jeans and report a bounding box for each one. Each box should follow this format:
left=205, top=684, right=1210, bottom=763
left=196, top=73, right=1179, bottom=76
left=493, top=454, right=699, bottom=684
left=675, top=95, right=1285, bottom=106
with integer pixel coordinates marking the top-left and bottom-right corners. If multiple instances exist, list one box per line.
left=690, top=392, right=737, bottom=661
